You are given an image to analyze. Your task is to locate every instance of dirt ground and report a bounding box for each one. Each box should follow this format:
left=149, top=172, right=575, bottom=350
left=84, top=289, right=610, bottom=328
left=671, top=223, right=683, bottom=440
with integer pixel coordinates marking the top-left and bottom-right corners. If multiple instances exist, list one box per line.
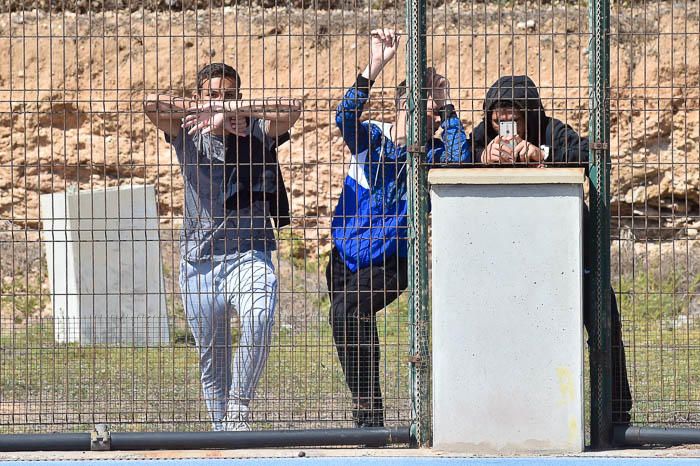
left=0, top=1, right=698, bottom=241
left=0, top=1, right=697, bottom=303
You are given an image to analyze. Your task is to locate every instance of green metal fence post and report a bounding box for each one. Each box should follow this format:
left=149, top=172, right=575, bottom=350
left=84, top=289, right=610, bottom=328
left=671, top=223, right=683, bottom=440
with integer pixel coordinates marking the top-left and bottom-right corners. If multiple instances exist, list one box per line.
left=588, top=0, right=613, bottom=448
left=406, top=0, right=430, bottom=448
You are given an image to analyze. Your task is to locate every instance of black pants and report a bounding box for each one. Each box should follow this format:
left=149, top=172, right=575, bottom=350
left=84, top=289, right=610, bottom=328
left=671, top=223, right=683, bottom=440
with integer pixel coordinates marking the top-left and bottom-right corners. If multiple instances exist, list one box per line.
left=582, top=206, right=633, bottom=424
left=584, top=283, right=633, bottom=425
left=326, top=249, right=632, bottom=426
left=325, top=248, right=409, bottom=426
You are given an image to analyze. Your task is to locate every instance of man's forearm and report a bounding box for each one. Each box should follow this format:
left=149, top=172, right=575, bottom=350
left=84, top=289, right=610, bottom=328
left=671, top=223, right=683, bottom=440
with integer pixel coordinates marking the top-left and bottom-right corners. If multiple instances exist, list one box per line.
left=226, top=98, right=303, bottom=121
left=144, top=94, right=194, bottom=118
left=361, top=60, right=386, bottom=82
left=144, top=94, right=196, bottom=135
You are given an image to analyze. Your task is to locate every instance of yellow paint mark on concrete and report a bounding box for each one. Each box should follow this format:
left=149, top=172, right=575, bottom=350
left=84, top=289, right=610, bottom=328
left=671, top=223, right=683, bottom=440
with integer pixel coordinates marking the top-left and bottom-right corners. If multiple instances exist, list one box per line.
left=568, top=416, right=579, bottom=445
left=556, top=367, right=575, bottom=405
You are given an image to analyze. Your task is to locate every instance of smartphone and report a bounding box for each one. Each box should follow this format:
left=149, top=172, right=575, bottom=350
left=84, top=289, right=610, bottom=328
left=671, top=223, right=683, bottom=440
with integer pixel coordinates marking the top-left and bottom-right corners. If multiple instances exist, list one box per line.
left=499, top=121, right=517, bottom=149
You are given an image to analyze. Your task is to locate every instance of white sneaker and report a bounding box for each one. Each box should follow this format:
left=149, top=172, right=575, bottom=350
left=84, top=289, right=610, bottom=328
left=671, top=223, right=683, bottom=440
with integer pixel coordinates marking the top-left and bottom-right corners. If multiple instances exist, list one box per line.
left=223, top=404, right=251, bottom=432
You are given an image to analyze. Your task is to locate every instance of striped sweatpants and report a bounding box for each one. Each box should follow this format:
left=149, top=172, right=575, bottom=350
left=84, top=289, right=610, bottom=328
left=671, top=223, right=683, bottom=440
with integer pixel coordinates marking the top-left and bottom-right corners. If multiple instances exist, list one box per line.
left=180, top=250, right=277, bottom=431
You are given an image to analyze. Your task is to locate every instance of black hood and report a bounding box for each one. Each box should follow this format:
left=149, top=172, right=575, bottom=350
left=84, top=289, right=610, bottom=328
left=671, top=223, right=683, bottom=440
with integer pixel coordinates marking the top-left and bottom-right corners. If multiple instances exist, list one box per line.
left=484, top=75, right=545, bottom=114
left=471, top=75, right=551, bottom=160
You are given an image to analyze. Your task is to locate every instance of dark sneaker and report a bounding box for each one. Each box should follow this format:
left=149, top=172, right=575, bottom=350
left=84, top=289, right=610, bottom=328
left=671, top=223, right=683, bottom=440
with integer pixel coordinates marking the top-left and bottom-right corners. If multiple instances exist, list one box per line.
left=353, top=408, right=384, bottom=428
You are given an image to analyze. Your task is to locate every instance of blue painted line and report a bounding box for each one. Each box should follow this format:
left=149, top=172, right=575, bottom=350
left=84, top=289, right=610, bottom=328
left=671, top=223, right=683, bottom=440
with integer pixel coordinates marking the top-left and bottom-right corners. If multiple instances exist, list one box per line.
left=2, top=458, right=700, bottom=466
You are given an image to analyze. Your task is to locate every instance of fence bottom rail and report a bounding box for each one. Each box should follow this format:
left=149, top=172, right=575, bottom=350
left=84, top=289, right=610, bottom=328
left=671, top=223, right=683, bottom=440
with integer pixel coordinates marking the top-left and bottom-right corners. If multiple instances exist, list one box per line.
left=614, top=425, right=700, bottom=446
left=0, top=426, right=413, bottom=452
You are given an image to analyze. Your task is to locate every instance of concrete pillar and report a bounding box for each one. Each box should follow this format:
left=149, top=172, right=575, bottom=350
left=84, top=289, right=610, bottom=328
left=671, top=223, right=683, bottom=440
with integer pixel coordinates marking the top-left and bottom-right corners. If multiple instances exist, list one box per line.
left=40, top=185, right=170, bottom=346
left=429, top=168, right=585, bottom=454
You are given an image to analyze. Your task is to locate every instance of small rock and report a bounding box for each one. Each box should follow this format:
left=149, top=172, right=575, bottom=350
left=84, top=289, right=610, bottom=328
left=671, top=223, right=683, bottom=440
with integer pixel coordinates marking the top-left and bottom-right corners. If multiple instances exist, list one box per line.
left=516, top=19, right=536, bottom=30
left=12, top=14, right=25, bottom=25
left=687, top=228, right=698, bottom=238
left=690, top=297, right=700, bottom=317
left=298, top=451, right=306, bottom=457
left=30, top=9, right=45, bottom=20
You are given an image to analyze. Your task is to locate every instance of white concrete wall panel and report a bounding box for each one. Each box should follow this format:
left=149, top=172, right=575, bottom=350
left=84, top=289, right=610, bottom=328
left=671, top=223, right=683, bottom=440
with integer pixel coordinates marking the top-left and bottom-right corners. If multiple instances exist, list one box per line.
left=430, top=169, right=584, bottom=454
left=40, top=185, right=169, bottom=346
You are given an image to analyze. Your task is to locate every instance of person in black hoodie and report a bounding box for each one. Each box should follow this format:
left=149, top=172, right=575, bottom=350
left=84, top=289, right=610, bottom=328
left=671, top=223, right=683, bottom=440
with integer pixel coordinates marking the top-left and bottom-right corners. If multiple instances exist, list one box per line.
left=470, top=75, right=632, bottom=425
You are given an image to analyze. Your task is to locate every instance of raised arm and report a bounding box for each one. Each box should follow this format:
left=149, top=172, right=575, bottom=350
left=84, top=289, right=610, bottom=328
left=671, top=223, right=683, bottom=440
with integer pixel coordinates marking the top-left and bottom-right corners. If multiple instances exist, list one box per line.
left=259, top=98, right=303, bottom=137
left=143, top=94, right=196, bottom=136
left=335, top=77, right=373, bottom=154
left=335, top=28, right=400, bottom=154
left=179, top=98, right=302, bottom=137
left=426, top=69, right=471, bottom=163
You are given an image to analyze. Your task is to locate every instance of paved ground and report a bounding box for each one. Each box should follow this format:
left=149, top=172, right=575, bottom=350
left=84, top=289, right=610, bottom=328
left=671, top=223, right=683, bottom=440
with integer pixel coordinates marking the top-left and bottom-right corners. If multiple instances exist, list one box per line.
left=3, top=447, right=700, bottom=464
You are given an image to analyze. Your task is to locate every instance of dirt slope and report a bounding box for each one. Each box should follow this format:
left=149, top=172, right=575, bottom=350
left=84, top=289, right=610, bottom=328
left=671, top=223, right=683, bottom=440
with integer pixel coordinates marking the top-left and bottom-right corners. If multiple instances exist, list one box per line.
left=0, top=2, right=697, bottom=247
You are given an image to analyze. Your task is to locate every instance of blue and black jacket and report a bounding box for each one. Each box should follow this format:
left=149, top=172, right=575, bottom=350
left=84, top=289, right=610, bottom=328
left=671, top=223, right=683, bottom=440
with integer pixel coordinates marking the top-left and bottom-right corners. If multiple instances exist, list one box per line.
left=332, top=75, right=472, bottom=272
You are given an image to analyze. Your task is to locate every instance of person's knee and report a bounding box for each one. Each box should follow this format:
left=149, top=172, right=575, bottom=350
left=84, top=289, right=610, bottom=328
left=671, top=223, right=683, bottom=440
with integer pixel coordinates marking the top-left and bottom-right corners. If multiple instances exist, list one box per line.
left=330, top=305, right=349, bottom=344
left=250, top=284, right=278, bottom=328
left=254, top=298, right=276, bottom=329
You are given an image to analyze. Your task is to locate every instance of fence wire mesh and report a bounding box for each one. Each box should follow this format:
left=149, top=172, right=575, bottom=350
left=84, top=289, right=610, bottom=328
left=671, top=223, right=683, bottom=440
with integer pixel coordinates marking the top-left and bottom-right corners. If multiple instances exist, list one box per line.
left=0, top=0, right=697, bottom=444
left=0, top=2, right=417, bottom=434
left=610, top=1, right=700, bottom=428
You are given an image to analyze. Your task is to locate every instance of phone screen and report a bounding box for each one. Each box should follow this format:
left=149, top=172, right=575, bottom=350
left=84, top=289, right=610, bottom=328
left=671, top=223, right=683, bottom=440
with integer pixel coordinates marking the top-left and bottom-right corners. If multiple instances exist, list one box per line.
left=499, top=121, right=517, bottom=150
left=499, top=121, right=516, bottom=139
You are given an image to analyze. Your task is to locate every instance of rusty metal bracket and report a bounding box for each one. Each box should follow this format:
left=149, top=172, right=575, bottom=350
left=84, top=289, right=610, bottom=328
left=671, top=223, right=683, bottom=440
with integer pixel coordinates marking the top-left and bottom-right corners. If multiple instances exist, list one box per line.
left=90, top=424, right=111, bottom=451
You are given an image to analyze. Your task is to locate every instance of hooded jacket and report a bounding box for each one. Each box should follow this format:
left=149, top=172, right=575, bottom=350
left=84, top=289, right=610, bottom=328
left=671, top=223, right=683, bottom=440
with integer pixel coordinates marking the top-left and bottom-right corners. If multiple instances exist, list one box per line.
left=470, top=75, right=589, bottom=164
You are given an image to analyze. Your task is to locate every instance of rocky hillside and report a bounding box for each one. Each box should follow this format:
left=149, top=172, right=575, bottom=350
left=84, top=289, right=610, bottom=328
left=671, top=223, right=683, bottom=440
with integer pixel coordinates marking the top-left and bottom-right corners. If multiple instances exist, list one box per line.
left=0, top=2, right=697, bottom=249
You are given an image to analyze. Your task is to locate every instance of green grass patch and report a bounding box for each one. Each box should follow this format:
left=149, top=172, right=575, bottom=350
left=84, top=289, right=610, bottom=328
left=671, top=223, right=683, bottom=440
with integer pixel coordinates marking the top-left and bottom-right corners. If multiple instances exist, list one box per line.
left=7, top=261, right=698, bottom=433
left=617, top=269, right=700, bottom=322
left=1, top=275, right=45, bottom=325
left=0, top=292, right=412, bottom=433
left=615, top=268, right=700, bottom=426
left=276, top=229, right=308, bottom=269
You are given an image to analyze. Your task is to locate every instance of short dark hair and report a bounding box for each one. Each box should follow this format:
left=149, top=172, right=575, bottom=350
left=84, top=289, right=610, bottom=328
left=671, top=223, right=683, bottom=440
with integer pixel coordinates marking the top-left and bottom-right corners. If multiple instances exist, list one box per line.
left=196, top=63, right=241, bottom=93
left=395, top=80, right=407, bottom=108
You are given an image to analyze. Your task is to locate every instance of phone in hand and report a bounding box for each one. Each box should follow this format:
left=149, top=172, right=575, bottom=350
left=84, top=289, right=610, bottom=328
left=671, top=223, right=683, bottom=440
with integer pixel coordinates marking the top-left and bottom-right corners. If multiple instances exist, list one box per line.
left=499, top=121, right=517, bottom=149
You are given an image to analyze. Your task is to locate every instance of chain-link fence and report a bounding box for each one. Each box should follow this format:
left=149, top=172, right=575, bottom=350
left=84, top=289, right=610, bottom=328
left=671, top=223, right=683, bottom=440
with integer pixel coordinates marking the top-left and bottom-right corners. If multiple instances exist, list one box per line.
left=0, top=0, right=698, bottom=450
